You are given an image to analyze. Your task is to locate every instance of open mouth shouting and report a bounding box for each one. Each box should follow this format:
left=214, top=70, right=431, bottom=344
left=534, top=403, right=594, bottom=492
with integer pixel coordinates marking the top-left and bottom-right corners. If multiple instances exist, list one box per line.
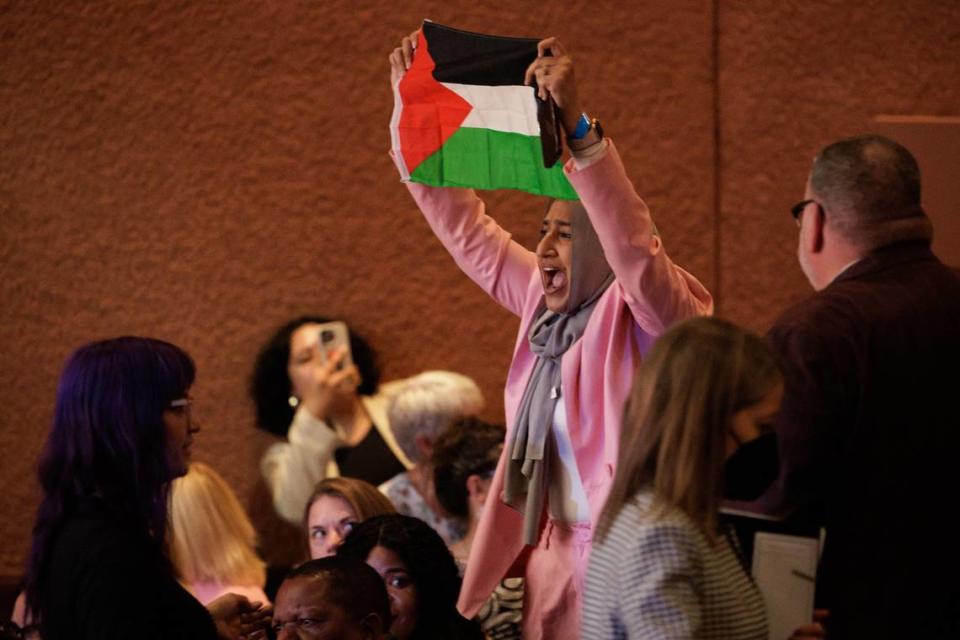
left=540, top=261, right=571, bottom=312
left=541, top=264, right=568, bottom=295
left=537, top=201, right=574, bottom=312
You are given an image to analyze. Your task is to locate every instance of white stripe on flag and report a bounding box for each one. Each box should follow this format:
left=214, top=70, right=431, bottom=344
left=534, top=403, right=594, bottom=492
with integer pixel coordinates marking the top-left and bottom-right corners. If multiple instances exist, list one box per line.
left=442, top=83, right=541, bottom=137
left=390, top=76, right=411, bottom=180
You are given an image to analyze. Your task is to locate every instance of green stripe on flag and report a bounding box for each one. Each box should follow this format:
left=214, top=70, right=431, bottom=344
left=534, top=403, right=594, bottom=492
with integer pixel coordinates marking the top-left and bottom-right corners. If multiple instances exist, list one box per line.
left=409, top=127, right=578, bottom=200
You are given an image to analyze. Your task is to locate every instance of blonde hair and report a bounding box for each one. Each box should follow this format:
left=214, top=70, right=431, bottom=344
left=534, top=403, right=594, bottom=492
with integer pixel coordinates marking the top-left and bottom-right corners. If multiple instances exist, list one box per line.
left=387, top=371, right=485, bottom=464
left=169, top=463, right=265, bottom=588
left=304, top=477, right=396, bottom=529
left=597, top=317, right=782, bottom=543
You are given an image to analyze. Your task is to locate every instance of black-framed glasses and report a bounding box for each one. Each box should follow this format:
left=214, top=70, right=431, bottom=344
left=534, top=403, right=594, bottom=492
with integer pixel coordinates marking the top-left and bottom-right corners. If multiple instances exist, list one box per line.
left=790, top=199, right=816, bottom=222
left=790, top=198, right=826, bottom=227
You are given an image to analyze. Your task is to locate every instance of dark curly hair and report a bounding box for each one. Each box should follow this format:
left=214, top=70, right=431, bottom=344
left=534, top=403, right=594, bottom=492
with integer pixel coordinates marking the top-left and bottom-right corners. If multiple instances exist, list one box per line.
left=338, top=515, right=482, bottom=640
left=432, top=417, right=505, bottom=519
left=250, top=316, right=381, bottom=437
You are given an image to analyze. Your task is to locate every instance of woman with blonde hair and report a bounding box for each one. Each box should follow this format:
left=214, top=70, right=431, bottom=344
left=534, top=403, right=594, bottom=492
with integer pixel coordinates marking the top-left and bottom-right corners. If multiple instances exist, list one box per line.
left=304, top=477, right=396, bottom=559
left=169, top=462, right=270, bottom=606
left=582, top=317, right=782, bottom=639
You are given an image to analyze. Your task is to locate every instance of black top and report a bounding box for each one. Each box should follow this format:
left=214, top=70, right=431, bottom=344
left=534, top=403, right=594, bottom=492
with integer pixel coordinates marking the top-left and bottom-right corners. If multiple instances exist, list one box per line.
left=39, top=498, right=217, bottom=639
left=762, top=241, right=960, bottom=638
left=334, top=422, right=405, bottom=485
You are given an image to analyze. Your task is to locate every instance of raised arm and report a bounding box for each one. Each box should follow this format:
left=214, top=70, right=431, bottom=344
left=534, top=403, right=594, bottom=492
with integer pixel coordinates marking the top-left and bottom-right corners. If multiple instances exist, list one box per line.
left=527, top=38, right=713, bottom=334
left=260, top=348, right=357, bottom=525
left=389, top=32, right=537, bottom=317
left=260, top=408, right=339, bottom=524
left=402, top=182, right=538, bottom=317
left=568, top=143, right=713, bottom=334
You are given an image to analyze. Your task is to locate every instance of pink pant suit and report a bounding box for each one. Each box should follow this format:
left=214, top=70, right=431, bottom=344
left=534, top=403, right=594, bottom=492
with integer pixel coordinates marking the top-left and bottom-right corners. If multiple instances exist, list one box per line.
left=398, top=140, right=713, bottom=639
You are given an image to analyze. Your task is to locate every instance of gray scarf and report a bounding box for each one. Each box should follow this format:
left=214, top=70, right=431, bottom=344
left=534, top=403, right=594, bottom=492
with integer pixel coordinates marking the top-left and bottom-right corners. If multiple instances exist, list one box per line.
left=503, top=201, right=614, bottom=545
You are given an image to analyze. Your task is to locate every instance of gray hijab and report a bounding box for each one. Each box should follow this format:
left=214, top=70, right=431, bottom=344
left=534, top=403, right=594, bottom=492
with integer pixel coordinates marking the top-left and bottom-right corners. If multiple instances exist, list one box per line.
left=503, top=200, right=614, bottom=545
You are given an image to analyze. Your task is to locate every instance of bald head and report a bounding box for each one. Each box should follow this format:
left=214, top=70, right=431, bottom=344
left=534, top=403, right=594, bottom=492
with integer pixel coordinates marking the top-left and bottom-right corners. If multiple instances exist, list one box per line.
left=809, top=134, right=931, bottom=250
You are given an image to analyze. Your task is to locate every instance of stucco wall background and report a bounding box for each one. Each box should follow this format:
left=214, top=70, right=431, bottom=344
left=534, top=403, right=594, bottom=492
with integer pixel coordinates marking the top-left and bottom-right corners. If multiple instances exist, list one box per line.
left=1, top=0, right=957, bottom=579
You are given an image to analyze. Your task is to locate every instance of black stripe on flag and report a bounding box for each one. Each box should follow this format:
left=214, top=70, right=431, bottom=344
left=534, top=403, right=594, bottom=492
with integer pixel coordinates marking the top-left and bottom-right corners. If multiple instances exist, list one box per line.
left=424, top=22, right=539, bottom=86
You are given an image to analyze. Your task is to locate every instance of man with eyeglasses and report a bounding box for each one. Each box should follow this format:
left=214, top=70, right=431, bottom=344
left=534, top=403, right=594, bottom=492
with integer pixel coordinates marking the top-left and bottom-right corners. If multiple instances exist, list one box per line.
left=758, top=134, right=960, bottom=638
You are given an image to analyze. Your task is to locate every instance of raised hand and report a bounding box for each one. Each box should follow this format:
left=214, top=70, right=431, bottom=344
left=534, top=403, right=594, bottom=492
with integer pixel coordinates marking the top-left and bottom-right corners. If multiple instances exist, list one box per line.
left=389, top=30, right=420, bottom=85
left=523, top=37, right=584, bottom=135
left=300, top=345, right=359, bottom=422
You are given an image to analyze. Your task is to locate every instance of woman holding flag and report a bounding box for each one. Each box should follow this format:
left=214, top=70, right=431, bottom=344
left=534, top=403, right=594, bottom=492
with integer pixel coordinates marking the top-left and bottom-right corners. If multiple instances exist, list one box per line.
left=389, top=32, right=713, bottom=639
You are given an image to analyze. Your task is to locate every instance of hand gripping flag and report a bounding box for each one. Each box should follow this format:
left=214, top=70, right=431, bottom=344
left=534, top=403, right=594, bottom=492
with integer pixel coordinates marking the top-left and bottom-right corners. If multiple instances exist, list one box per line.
left=390, top=22, right=578, bottom=200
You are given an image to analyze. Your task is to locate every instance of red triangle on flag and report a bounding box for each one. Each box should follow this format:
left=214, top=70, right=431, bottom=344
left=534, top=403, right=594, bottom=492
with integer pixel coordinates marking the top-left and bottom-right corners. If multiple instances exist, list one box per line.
left=397, top=30, right=472, bottom=175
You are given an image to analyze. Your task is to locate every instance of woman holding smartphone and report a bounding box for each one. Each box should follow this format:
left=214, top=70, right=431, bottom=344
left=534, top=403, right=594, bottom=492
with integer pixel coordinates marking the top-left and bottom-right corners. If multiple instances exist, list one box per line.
left=252, top=316, right=413, bottom=525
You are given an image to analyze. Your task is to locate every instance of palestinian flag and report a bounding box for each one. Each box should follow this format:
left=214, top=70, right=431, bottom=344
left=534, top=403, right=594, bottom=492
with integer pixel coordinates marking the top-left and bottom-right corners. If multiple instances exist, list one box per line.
left=390, top=22, right=578, bottom=200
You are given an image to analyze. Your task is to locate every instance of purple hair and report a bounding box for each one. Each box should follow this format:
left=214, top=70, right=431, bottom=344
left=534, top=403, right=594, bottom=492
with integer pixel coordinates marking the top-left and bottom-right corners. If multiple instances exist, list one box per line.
left=24, top=336, right=195, bottom=622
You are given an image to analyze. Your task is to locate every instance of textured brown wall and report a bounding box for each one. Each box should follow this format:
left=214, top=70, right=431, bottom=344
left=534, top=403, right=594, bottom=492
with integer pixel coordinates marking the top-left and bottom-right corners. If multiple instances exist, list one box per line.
left=717, top=0, right=960, bottom=327
left=1, top=0, right=957, bottom=578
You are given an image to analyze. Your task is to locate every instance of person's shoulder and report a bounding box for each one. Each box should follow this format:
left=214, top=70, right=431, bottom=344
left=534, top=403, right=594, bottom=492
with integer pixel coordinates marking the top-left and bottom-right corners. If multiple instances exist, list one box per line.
left=375, top=377, right=411, bottom=399
left=595, top=493, right=704, bottom=585
left=57, top=504, right=141, bottom=548
left=771, top=285, right=856, bottom=329
left=378, top=471, right=409, bottom=496
left=768, top=286, right=864, bottom=356
left=49, top=505, right=156, bottom=582
left=603, top=492, right=701, bottom=556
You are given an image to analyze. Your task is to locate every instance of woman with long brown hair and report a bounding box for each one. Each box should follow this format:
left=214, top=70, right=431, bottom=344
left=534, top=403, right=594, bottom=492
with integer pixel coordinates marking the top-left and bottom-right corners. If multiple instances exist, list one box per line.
left=583, top=317, right=782, bottom=639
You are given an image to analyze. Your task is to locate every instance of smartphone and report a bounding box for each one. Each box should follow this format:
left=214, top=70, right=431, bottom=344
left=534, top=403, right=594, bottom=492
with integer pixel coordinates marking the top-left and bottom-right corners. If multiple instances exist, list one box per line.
left=537, top=94, right=562, bottom=168
left=315, top=321, right=353, bottom=371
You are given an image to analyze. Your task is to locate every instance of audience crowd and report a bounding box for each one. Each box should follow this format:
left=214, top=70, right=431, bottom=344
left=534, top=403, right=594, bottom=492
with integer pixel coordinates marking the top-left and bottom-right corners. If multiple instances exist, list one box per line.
left=5, top=31, right=959, bottom=640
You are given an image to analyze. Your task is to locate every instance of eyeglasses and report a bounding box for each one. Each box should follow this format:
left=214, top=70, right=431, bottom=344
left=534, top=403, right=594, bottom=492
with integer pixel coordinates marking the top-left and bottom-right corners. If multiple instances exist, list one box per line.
left=168, top=398, right=193, bottom=418
left=790, top=199, right=816, bottom=224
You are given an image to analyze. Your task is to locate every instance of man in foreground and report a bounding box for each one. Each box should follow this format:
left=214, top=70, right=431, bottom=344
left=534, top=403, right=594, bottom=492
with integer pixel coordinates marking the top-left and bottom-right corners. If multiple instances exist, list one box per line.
left=764, top=134, right=960, bottom=638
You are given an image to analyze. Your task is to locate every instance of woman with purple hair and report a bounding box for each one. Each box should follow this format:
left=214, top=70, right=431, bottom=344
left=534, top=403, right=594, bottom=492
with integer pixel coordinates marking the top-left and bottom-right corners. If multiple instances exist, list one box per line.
left=21, top=337, right=270, bottom=639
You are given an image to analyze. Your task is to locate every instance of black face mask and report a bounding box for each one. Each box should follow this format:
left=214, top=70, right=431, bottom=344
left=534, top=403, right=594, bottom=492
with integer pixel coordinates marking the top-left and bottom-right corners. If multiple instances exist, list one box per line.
left=724, top=432, right=780, bottom=501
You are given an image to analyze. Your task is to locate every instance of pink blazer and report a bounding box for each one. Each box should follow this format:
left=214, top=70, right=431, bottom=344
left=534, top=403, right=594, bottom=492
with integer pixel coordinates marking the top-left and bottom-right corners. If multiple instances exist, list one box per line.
left=402, top=140, right=713, bottom=616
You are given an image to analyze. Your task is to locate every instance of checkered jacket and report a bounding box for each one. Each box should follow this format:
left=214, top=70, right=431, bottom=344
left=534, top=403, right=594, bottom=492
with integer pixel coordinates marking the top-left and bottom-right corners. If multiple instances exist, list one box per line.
left=583, top=491, right=767, bottom=639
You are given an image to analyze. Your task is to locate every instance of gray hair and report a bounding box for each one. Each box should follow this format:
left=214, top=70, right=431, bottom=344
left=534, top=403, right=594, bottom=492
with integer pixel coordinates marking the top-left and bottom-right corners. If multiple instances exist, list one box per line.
left=810, top=134, right=931, bottom=249
left=388, top=371, right=485, bottom=464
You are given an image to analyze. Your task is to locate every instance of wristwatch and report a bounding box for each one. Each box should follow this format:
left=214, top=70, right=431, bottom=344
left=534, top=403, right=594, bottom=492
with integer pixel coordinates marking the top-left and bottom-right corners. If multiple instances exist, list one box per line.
left=568, top=113, right=592, bottom=141
left=568, top=117, right=604, bottom=151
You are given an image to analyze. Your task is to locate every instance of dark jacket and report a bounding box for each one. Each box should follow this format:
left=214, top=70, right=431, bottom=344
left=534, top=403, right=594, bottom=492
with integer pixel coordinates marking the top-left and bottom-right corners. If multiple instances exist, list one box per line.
left=763, top=240, right=960, bottom=638
left=39, top=498, right=217, bottom=639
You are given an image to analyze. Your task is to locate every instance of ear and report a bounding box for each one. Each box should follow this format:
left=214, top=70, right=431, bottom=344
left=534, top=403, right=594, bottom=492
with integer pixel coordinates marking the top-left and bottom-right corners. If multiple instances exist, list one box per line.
left=807, top=203, right=827, bottom=254
left=466, top=474, right=492, bottom=506
left=359, top=612, right=386, bottom=639
left=414, top=434, right=433, bottom=459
